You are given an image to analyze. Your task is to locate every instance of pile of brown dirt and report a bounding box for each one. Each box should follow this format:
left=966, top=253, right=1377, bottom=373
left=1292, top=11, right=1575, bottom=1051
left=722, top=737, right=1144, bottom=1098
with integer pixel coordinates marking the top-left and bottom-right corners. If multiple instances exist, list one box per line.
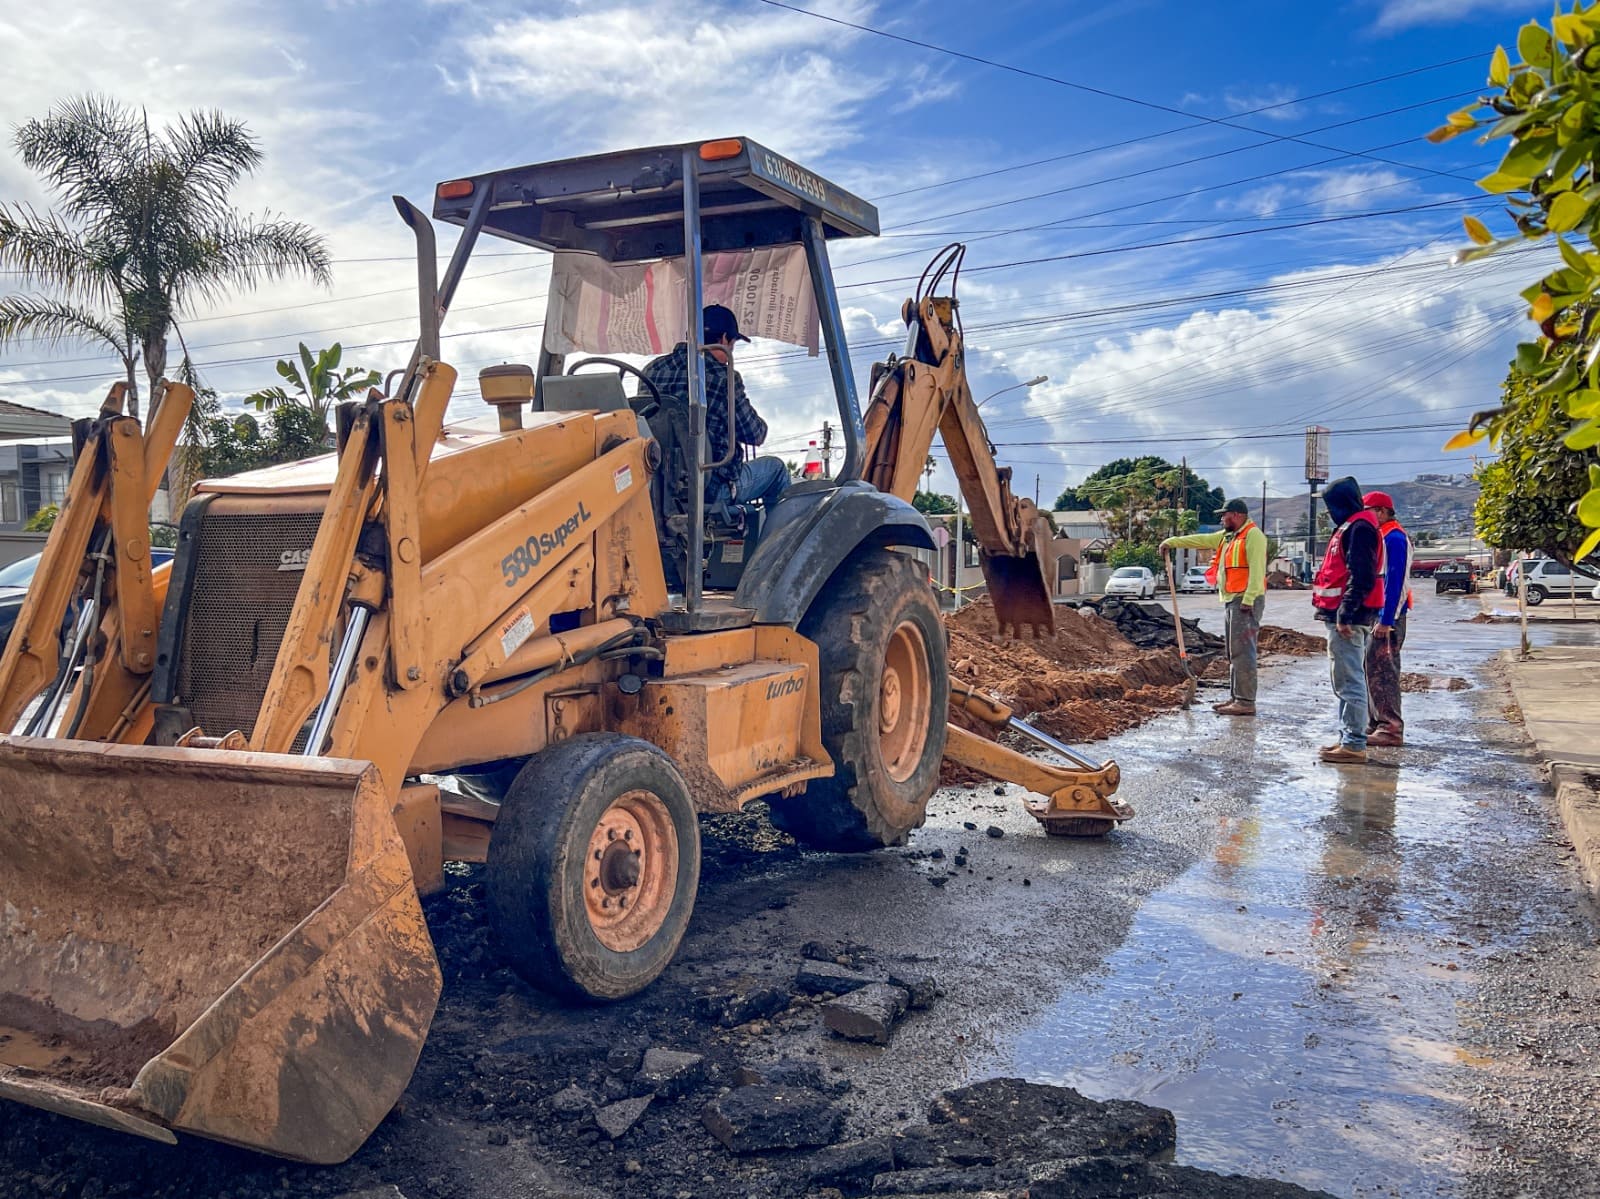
left=1401, top=672, right=1472, bottom=692
left=942, top=601, right=1194, bottom=781
left=1259, top=626, right=1326, bottom=655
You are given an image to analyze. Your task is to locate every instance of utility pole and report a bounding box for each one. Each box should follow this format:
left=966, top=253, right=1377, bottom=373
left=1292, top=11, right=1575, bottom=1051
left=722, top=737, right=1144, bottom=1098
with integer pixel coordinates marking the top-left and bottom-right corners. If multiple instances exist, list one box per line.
left=821, top=421, right=833, bottom=480
left=1179, top=456, right=1187, bottom=537
left=1260, top=479, right=1266, bottom=529
left=1035, top=474, right=1040, bottom=505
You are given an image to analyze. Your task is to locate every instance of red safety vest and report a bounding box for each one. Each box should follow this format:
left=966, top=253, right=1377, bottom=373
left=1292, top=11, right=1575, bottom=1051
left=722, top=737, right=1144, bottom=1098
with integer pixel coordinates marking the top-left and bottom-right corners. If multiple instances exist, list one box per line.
left=1378, top=518, right=1414, bottom=612
left=1205, top=520, right=1256, bottom=593
left=1312, top=511, right=1386, bottom=613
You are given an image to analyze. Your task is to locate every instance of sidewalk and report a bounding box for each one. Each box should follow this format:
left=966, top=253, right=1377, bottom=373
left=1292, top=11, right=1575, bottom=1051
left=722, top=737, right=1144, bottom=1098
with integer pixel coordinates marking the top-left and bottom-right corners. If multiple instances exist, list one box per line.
left=1479, top=590, right=1600, bottom=623
left=1502, top=645, right=1600, bottom=899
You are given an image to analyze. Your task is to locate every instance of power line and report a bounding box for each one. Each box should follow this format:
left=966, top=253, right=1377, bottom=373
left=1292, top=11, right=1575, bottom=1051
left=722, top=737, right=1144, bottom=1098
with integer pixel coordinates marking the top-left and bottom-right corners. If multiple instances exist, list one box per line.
left=754, top=0, right=1476, bottom=186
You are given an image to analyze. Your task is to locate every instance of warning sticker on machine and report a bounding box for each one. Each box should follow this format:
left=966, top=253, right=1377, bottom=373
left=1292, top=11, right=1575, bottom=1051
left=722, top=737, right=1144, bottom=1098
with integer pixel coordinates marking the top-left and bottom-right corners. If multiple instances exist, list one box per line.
left=722, top=540, right=745, bottom=564
left=498, top=608, right=536, bottom=659
left=614, top=464, right=633, bottom=493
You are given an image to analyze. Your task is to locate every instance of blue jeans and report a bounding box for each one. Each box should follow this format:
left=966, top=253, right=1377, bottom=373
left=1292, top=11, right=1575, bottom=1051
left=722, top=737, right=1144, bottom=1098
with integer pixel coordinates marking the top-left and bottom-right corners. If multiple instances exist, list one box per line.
left=736, top=456, right=790, bottom=508
left=1325, top=622, right=1373, bottom=750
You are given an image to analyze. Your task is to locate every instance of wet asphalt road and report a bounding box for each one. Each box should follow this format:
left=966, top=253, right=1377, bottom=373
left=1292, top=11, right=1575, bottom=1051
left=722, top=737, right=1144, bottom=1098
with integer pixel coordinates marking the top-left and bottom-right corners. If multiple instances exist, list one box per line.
left=4, top=589, right=1597, bottom=1199
left=683, top=589, right=1600, bottom=1197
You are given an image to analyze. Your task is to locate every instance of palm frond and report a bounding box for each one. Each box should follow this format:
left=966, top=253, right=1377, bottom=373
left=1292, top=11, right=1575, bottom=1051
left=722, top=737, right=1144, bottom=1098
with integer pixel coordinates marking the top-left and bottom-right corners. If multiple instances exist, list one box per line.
left=178, top=212, right=331, bottom=304
left=0, top=204, right=113, bottom=304
left=13, top=95, right=140, bottom=221
left=0, top=294, right=126, bottom=356
left=167, top=109, right=262, bottom=203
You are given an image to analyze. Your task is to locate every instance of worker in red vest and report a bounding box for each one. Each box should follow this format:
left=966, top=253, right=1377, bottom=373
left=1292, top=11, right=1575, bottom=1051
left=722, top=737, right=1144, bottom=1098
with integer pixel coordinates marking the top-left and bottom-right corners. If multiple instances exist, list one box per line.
left=1312, top=477, right=1385, bottom=764
left=1362, top=491, right=1413, bottom=747
left=1162, top=498, right=1268, bottom=717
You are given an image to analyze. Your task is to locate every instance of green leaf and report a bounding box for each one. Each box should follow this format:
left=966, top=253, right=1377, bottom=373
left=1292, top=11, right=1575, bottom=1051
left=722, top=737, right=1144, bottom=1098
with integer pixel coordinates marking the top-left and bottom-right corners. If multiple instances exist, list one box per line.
left=1549, top=190, right=1592, bottom=231
left=324, top=342, right=342, bottom=371
left=1500, top=133, right=1558, bottom=180
left=1519, top=21, right=1555, bottom=67
left=1555, top=13, right=1591, bottom=47
left=1491, top=44, right=1512, bottom=87
left=1566, top=418, right=1600, bottom=449
left=1579, top=483, right=1600, bottom=523
left=1478, top=169, right=1530, bottom=194
left=1569, top=389, right=1600, bottom=417
left=1558, top=235, right=1593, bottom=273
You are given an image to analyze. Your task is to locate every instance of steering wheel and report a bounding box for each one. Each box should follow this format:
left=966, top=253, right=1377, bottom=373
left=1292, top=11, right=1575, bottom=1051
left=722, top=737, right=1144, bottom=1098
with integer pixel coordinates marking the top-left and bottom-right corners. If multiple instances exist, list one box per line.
left=566, top=356, right=663, bottom=418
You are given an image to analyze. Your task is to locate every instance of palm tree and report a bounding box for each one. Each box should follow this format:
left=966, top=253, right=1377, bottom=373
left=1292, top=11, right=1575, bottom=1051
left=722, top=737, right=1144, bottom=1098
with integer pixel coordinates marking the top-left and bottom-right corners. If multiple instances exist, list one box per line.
left=0, top=96, right=330, bottom=421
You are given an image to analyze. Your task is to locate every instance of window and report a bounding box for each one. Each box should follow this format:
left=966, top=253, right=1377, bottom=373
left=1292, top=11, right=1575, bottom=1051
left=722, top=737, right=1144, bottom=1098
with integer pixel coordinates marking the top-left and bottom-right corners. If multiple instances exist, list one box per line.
left=45, top=471, right=67, bottom=506
left=0, top=480, right=16, bottom=524
left=1112, top=567, right=1145, bottom=579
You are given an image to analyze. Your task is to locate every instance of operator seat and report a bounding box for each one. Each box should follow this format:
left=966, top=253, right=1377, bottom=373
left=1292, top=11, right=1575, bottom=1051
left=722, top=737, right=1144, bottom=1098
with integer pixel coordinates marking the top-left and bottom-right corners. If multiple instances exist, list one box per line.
left=635, top=389, right=763, bottom=592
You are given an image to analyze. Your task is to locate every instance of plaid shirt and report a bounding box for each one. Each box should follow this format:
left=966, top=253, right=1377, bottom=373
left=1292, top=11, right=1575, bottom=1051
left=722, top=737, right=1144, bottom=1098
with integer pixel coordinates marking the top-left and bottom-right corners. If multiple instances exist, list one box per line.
left=642, top=343, right=768, bottom=497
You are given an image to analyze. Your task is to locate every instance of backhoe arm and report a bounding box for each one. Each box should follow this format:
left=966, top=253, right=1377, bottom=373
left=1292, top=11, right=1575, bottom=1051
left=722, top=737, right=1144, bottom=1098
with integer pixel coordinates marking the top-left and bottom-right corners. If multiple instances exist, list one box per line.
left=863, top=291, right=1056, bottom=637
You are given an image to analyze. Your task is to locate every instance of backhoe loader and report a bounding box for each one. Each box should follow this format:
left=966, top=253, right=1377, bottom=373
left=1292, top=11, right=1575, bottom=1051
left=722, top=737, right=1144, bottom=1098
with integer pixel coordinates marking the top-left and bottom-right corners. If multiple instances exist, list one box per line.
left=0, top=137, right=1119, bottom=1165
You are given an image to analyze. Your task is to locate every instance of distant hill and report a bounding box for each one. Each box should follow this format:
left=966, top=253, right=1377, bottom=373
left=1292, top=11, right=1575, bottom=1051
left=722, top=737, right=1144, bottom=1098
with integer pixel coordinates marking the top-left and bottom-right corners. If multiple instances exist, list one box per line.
left=1233, top=474, right=1479, bottom=540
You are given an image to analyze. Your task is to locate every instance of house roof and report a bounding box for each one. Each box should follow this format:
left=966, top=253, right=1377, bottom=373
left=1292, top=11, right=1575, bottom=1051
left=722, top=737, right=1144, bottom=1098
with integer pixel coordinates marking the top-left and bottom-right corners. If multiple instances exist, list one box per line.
left=0, top=399, right=69, bottom=425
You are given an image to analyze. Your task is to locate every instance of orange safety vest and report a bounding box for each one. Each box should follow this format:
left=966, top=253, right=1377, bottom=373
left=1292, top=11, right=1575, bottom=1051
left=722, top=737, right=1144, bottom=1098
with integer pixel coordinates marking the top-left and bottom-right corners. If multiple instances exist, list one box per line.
left=1205, top=520, right=1257, bottom=594
left=1313, top=511, right=1386, bottom=612
left=1378, top=518, right=1414, bottom=612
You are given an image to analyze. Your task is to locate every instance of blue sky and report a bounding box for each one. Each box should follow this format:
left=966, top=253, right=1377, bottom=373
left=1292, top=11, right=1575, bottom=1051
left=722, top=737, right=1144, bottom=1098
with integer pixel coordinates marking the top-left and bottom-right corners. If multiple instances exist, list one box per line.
left=0, top=0, right=1557, bottom=512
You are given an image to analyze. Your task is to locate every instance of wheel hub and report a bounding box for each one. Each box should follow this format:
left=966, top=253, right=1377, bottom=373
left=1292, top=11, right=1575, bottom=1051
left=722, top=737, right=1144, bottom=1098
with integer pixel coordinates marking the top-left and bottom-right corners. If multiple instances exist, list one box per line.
left=582, top=790, right=679, bottom=952
left=878, top=619, right=931, bottom=784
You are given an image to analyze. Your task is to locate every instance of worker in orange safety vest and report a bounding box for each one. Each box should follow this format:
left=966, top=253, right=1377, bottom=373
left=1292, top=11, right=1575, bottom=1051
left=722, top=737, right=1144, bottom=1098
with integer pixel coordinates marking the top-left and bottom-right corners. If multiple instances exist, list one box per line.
left=1162, top=498, right=1268, bottom=717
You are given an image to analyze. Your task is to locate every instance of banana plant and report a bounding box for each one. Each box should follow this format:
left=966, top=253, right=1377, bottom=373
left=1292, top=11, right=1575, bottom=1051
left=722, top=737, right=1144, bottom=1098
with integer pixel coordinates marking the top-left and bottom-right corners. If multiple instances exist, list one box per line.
left=245, top=342, right=380, bottom=431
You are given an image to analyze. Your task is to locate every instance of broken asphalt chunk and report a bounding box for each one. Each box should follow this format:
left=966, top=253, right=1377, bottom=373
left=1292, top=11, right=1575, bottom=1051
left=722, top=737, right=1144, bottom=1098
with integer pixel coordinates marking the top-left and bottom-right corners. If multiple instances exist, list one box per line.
left=635, top=1047, right=706, bottom=1097
left=796, top=958, right=878, bottom=996
left=823, top=982, right=911, bottom=1045
left=594, top=1094, right=652, bottom=1140
left=702, top=1084, right=846, bottom=1153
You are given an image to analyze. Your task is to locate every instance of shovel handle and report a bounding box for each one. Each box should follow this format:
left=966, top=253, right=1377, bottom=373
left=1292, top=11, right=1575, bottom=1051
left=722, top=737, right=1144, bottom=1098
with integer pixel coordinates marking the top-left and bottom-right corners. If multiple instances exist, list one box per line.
left=1163, top=549, right=1190, bottom=662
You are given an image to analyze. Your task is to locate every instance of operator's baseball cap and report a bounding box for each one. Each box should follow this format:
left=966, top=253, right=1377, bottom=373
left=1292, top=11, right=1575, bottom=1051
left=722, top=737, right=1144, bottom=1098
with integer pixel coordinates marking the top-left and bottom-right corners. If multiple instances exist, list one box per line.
left=703, top=304, right=750, bottom=344
left=1363, top=490, right=1396, bottom=510
left=1222, top=498, right=1250, bottom=515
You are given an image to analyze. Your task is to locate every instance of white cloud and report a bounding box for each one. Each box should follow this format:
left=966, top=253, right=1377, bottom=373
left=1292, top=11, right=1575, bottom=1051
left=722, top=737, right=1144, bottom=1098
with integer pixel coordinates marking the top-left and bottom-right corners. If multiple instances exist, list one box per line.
left=447, top=0, right=883, bottom=159
left=1222, top=85, right=1302, bottom=121
left=1371, top=0, right=1530, bottom=33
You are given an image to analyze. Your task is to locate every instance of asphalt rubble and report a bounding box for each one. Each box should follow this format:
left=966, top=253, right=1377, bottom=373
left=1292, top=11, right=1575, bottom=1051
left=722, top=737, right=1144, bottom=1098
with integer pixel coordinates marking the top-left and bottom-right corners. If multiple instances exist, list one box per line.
left=2, top=913, right=1335, bottom=1199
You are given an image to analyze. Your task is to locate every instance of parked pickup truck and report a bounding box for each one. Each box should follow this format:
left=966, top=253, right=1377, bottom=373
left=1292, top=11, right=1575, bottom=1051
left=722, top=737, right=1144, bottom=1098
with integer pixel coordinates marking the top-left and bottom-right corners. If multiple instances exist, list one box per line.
left=1433, top=560, right=1476, bottom=594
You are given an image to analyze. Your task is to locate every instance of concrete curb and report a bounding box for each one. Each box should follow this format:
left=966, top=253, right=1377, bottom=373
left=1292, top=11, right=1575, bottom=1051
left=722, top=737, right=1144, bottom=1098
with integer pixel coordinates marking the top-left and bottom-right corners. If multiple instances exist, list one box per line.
left=1554, top=767, right=1600, bottom=900
left=1501, top=647, right=1600, bottom=901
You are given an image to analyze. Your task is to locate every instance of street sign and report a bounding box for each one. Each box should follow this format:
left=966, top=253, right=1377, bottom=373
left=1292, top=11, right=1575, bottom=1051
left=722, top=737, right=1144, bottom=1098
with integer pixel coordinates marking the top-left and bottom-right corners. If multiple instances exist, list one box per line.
left=933, top=526, right=951, bottom=548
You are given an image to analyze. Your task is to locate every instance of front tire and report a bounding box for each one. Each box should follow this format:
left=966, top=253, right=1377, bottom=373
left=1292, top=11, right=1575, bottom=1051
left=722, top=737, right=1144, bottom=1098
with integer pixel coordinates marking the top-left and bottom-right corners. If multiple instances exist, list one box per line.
left=1526, top=585, right=1547, bottom=606
left=767, top=549, right=949, bottom=851
left=486, top=734, right=701, bottom=1002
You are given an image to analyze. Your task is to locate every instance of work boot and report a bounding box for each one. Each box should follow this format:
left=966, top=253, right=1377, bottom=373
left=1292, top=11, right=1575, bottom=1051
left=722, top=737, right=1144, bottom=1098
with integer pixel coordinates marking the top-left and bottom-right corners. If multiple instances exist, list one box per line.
left=1366, top=731, right=1403, bottom=748
left=1211, top=698, right=1236, bottom=712
left=1319, top=744, right=1368, bottom=764
left=1214, top=701, right=1256, bottom=716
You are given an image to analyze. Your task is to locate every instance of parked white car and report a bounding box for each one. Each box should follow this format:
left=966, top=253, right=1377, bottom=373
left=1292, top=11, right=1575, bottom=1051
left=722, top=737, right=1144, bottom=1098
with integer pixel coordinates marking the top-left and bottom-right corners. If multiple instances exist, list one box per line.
left=1180, top=567, right=1213, bottom=594
left=1105, top=566, right=1157, bottom=599
left=1515, top=558, right=1600, bottom=605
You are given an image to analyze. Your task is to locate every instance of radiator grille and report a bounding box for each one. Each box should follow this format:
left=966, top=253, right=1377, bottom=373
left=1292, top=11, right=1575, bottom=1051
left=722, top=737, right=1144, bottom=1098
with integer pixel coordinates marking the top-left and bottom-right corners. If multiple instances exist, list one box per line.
left=176, top=510, right=325, bottom=745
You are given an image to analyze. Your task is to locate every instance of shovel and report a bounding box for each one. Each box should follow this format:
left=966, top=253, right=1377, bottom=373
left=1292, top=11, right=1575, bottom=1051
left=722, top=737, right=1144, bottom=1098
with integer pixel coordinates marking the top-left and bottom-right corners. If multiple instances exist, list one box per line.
left=1163, top=550, right=1198, bottom=708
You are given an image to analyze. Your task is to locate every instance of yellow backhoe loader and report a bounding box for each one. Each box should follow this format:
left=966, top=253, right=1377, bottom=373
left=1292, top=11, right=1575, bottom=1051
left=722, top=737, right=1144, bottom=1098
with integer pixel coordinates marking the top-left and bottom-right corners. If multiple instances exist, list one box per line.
left=0, top=137, right=1119, bottom=1164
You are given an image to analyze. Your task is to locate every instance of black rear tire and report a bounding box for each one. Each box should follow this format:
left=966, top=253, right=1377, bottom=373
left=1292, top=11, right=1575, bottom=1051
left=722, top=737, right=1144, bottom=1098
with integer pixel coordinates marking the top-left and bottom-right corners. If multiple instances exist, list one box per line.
left=486, top=733, right=700, bottom=1002
left=1526, top=585, right=1547, bottom=606
left=767, top=549, right=949, bottom=851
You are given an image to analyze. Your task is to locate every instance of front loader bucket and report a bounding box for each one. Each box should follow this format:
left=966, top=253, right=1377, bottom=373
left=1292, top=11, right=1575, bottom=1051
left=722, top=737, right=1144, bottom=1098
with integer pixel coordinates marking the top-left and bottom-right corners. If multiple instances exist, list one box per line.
left=0, top=737, right=441, bottom=1163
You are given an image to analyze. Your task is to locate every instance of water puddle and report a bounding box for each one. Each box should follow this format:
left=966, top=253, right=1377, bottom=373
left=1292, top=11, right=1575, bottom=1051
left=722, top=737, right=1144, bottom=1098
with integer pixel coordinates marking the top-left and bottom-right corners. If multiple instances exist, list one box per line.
left=995, top=623, right=1526, bottom=1197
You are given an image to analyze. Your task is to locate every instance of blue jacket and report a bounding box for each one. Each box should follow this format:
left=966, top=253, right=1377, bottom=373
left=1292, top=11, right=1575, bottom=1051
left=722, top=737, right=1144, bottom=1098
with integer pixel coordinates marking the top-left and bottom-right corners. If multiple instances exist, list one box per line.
left=1380, top=525, right=1412, bottom=627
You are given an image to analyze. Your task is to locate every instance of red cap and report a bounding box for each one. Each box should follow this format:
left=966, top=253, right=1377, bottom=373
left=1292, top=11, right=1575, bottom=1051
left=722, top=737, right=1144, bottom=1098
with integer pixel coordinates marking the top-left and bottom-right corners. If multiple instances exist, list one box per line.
left=1362, top=490, right=1395, bottom=510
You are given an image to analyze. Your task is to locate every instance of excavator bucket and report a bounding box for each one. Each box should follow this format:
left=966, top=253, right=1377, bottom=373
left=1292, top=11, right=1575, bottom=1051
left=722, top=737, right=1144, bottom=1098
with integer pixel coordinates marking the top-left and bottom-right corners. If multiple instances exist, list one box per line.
left=0, top=737, right=441, bottom=1163
left=979, top=503, right=1058, bottom=637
